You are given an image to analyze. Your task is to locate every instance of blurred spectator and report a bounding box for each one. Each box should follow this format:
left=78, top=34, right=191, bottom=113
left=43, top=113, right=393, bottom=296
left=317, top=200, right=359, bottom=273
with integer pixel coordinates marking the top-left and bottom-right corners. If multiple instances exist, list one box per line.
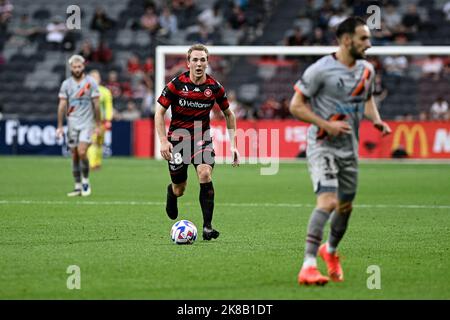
left=198, top=2, right=223, bottom=33
left=127, top=54, right=142, bottom=75
left=295, top=13, right=313, bottom=36
left=159, top=7, right=178, bottom=37
left=307, top=27, right=329, bottom=45
left=328, top=7, right=348, bottom=31
left=284, top=27, right=306, bottom=46
left=172, top=0, right=199, bottom=29
left=227, top=90, right=247, bottom=119
left=421, top=55, right=444, bottom=80
left=188, top=23, right=215, bottom=45
left=392, top=32, right=409, bottom=45
left=92, top=40, right=113, bottom=64
left=258, top=96, right=281, bottom=119
left=444, top=1, right=450, bottom=21
left=383, top=55, right=408, bottom=77
left=78, top=40, right=95, bottom=63
left=143, top=56, right=154, bottom=76
left=8, top=13, right=39, bottom=49
left=90, top=7, right=115, bottom=35
left=383, top=3, right=402, bottom=33
left=278, top=97, right=291, bottom=119
left=142, top=81, right=155, bottom=118
left=140, top=6, right=160, bottom=35
left=116, top=100, right=141, bottom=121
left=298, top=0, right=318, bottom=21
left=46, top=16, right=66, bottom=49
left=0, top=0, right=13, bottom=32
left=317, top=0, right=334, bottom=30
left=371, top=21, right=393, bottom=45
left=418, top=111, right=428, bottom=121
left=228, top=4, right=246, bottom=30
left=401, top=4, right=421, bottom=34
left=430, top=96, right=449, bottom=121
left=105, top=71, right=122, bottom=98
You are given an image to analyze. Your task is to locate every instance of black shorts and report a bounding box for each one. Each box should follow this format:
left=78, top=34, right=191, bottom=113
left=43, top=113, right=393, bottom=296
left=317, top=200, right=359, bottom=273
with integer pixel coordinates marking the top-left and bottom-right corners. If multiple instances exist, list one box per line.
left=168, top=138, right=215, bottom=184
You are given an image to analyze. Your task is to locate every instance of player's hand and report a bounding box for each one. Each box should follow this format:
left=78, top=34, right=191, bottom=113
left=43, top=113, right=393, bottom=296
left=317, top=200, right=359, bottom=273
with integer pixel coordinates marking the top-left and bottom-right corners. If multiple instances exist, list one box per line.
left=103, top=121, right=112, bottom=130
left=160, top=140, right=173, bottom=161
left=56, top=127, right=64, bottom=139
left=231, top=147, right=240, bottom=167
left=325, top=121, right=351, bottom=137
left=373, top=121, right=391, bottom=136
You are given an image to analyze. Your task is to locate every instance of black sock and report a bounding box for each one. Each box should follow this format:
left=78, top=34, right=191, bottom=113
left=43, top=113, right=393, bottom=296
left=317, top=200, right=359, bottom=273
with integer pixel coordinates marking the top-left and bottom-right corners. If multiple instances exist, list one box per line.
left=167, top=184, right=177, bottom=199
left=80, top=158, right=89, bottom=180
left=72, top=159, right=81, bottom=185
left=199, top=182, right=214, bottom=229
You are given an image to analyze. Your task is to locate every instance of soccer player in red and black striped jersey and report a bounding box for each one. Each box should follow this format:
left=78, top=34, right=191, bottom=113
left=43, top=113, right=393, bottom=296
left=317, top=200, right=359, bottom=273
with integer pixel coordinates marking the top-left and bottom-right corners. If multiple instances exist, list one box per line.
left=155, top=44, right=240, bottom=241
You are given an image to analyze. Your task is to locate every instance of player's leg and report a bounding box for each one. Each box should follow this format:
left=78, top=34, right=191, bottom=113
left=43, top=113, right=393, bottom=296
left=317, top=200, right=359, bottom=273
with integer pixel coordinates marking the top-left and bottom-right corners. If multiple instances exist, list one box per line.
left=195, top=164, right=219, bottom=240
left=319, top=158, right=358, bottom=282
left=166, top=139, right=189, bottom=219
left=194, top=140, right=219, bottom=241
left=66, top=127, right=82, bottom=196
left=77, top=127, right=94, bottom=196
left=78, top=141, right=92, bottom=196
left=298, top=151, right=338, bottom=285
left=67, top=147, right=82, bottom=196
left=166, top=179, right=187, bottom=220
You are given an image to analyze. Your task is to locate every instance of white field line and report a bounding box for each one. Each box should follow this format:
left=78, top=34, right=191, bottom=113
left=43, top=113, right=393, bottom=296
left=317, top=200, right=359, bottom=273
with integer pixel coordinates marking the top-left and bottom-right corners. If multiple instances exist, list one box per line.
left=0, top=200, right=449, bottom=210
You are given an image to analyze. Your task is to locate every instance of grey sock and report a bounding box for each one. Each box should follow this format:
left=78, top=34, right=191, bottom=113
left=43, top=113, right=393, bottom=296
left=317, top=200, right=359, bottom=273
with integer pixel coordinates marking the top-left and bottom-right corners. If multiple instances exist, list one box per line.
left=328, top=210, right=352, bottom=250
left=304, top=208, right=330, bottom=257
left=72, top=159, right=81, bottom=184
left=80, top=158, right=89, bottom=179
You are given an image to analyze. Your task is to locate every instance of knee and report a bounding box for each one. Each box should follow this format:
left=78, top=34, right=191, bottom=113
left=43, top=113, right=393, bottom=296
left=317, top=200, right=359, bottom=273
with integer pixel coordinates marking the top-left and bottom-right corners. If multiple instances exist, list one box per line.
left=197, top=167, right=212, bottom=183
left=78, top=148, right=88, bottom=159
left=173, top=185, right=186, bottom=197
left=318, top=196, right=338, bottom=213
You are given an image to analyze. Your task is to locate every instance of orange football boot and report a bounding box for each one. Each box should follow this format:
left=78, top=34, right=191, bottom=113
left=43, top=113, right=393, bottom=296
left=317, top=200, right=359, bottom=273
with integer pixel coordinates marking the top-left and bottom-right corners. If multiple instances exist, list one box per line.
left=298, top=266, right=329, bottom=286
left=319, top=243, right=344, bottom=282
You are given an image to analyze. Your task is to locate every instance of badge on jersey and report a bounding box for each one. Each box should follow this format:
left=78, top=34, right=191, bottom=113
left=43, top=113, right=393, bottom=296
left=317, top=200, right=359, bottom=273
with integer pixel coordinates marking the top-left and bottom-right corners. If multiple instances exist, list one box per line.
left=204, top=88, right=212, bottom=97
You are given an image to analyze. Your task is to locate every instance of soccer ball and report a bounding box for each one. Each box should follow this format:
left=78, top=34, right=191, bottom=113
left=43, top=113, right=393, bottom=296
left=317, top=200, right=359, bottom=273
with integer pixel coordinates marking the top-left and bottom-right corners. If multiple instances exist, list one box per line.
left=170, top=220, right=198, bottom=245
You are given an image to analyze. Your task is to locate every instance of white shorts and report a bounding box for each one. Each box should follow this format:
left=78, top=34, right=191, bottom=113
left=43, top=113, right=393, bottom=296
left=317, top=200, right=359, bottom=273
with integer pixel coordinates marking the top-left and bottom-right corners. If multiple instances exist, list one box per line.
left=307, top=148, right=358, bottom=202
left=66, top=126, right=93, bottom=148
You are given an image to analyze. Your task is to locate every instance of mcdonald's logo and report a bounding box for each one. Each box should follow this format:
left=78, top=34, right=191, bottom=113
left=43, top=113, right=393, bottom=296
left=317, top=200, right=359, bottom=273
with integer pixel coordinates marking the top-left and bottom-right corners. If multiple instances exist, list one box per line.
left=392, top=124, right=429, bottom=157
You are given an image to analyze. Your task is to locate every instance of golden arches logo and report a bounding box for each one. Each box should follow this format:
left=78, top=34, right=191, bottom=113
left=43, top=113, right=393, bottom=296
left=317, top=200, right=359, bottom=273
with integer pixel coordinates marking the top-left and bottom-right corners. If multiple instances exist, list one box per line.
left=392, top=124, right=429, bottom=157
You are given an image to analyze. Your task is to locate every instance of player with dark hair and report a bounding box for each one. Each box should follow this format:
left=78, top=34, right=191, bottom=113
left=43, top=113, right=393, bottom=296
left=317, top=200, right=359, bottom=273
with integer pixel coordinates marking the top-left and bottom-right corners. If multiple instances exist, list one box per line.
left=289, top=17, right=391, bottom=285
left=155, top=44, right=240, bottom=241
left=56, top=55, right=101, bottom=197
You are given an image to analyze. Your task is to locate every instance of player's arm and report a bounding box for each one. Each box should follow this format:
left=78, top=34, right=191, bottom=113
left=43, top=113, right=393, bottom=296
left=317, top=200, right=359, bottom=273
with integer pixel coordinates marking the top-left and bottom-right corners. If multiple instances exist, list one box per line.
left=289, top=90, right=351, bottom=136
left=56, top=98, right=67, bottom=138
left=222, top=107, right=239, bottom=166
left=92, top=96, right=101, bottom=133
left=364, top=95, right=391, bottom=136
left=155, top=105, right=173, bottom=161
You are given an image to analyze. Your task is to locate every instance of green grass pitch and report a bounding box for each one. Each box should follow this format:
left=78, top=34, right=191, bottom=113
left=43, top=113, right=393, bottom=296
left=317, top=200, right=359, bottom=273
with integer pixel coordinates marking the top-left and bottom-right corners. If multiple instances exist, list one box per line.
left=0, top=156, right=449, bottom=299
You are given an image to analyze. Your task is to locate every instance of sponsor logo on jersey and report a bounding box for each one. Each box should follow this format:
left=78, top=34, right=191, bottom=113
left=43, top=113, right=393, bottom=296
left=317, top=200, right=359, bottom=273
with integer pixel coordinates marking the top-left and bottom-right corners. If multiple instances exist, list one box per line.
left=179, top=99, right=212, bottom=108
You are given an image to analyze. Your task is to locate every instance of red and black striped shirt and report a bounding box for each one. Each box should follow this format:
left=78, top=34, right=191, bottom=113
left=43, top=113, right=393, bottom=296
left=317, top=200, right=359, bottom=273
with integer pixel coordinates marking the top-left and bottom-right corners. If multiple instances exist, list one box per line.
left=157, top=71, right=229, bottom=139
